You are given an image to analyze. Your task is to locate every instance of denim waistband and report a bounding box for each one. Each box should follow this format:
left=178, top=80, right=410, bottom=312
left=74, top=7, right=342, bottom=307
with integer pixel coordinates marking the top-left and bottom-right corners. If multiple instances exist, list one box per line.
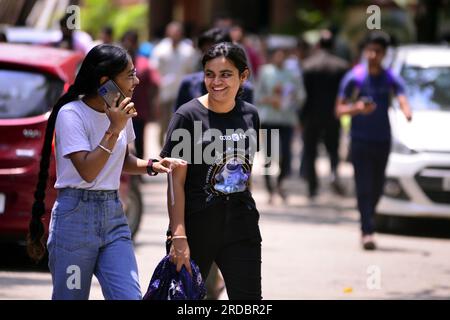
left=57, top=188, right=119, bottom=201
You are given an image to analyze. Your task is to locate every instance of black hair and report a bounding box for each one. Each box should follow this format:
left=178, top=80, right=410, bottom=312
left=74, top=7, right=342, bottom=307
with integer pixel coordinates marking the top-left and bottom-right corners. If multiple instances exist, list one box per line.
left=27, top=44, right=130, bottom=262
left=266, top=46, right=287, bottom=59
left=201, top=42, right=249, bottom=98
left=121, top=29, right=139, bottom=45
left=363, top=31, right=391, bottom=50
left=319, top=29, right=334, bottom=51
left=0, top=30, right=7, bottom=42
left=102, top=25, right=114, bottom=37
left=59, top=12, right=71, bottom=28
left=197, top=28, right=232, bottom=51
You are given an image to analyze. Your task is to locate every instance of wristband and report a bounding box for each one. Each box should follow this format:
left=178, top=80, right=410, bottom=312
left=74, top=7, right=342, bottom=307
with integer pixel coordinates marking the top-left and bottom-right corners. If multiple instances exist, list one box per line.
left=146, top=159, right=159, bottom=176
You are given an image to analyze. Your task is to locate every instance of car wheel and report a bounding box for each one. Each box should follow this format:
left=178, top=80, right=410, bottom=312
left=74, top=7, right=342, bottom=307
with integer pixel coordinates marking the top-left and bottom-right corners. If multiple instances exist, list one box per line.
left=125, top=176, right=143, bottom=238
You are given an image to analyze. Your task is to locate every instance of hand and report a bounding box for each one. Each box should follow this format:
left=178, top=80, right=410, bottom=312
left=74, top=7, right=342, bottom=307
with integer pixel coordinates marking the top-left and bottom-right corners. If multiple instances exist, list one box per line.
left=105, top=95, right=137, bottom=133
left=404, top=110, right=413, bottom=122
left=152, top=157, right=187, bottom=174
left=355, top=100, right=376, bottom=115
left=169, top=238, right=192, bottom=276
left=270, top=96, right=282, bottom=110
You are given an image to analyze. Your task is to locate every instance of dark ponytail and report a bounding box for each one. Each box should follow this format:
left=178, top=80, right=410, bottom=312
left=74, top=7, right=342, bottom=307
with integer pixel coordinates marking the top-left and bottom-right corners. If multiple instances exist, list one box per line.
left=27, top=44, right=130, bottom=261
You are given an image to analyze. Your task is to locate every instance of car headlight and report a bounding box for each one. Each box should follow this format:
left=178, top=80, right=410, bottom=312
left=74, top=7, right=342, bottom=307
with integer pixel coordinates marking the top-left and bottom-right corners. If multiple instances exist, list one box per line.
left=383, top=178, right=409, bottom=200
left=391, top=139, right=417, bottom=155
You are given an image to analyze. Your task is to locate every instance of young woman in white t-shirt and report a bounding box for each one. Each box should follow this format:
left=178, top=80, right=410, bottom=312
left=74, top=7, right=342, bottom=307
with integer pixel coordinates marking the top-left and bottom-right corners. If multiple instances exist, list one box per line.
left=27, top=44, right=186, bottom=300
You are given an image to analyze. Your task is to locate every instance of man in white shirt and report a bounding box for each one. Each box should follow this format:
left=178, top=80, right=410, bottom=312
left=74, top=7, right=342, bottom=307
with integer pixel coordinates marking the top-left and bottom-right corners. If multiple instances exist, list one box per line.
left=151, top=21, right=196, bottom=146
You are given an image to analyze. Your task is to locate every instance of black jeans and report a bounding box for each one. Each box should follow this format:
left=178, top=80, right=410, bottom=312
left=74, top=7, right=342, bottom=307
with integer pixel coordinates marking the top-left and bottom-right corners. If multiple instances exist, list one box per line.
left=185, top=196, right=262, bottom=300
left=351, top=139, right=391, bottom=235
left=261, top=125, right=294, bottom=193
left=302, top=118, right=341, bottom=196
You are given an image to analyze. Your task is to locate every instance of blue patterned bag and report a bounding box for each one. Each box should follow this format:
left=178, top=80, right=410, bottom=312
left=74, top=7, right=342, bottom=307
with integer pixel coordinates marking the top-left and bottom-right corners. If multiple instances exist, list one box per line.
left=143, top=255, right=206, bottom=300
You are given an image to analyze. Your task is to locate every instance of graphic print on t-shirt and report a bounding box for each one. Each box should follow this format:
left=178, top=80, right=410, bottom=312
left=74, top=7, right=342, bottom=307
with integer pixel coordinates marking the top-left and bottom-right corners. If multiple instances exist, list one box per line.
left=205, top=151, right=252, bottom=202
left=161, top=98, right=260, bottom=213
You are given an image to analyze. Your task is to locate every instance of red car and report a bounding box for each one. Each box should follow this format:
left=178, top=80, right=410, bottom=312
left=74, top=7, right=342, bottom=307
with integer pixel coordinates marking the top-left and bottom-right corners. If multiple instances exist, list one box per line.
left=0, top=43, right=142, bottom=244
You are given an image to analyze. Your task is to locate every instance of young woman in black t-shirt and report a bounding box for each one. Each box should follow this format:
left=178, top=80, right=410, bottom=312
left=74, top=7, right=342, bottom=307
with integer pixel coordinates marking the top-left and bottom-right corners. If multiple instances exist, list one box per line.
left=160, top=42, right=262, bottom=299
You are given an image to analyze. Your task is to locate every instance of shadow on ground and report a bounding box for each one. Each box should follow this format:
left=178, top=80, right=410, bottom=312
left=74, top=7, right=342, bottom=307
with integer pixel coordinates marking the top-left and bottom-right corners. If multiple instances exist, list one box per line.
left=0, top=243, right=49, bottom=272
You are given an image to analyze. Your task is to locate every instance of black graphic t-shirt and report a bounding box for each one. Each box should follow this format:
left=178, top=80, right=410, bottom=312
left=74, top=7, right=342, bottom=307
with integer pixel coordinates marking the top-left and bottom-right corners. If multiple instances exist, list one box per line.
left=160, top=98, right=260, bottom=214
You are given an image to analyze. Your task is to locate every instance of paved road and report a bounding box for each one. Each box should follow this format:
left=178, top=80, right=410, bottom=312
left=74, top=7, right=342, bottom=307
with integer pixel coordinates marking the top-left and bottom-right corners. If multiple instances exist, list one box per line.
left=1, top=124, right=450, bottom=299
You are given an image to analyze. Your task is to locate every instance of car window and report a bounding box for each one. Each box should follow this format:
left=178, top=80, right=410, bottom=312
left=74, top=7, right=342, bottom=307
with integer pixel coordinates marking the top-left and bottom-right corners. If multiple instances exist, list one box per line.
left=400, top=66, right=450, bottom=111
left=0, top=69, right=64, bottom=119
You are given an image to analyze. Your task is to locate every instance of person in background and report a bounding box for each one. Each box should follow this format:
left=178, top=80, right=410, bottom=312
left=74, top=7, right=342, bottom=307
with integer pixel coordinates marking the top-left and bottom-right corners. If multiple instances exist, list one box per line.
left=255, top=46, right=306, bottom=204
left=121, top=30, right=160, bottom=160
left=99, top=26, right=114, bottom=45
left=0, top=29, right=7, bottom=42
left=300, top=29, right=349, bottom=199
left=336, top=31, right=412, bottom=250
left=151, top=21, right=196, bottom=147
left=92, top=26, right=116, bottom=47
left=229, top=22, right=263, bottom=78
left=56, top=13, right=93, bottom=55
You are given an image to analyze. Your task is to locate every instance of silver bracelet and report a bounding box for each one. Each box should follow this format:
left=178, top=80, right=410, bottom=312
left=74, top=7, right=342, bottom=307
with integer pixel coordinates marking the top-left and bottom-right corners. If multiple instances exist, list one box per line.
left=98, top=144, right=113, bottom=155
left=171, top=235, right=187, bottom=240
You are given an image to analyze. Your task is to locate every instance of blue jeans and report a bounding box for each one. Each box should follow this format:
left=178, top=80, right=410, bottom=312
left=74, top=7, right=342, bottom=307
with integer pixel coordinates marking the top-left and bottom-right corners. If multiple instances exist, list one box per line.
left=47, top=188, right=141, bottom=300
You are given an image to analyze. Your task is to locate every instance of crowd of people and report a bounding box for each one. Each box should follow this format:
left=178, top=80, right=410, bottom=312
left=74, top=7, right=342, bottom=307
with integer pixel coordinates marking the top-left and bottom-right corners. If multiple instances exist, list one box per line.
left=20, top=12, right=413, bottom=300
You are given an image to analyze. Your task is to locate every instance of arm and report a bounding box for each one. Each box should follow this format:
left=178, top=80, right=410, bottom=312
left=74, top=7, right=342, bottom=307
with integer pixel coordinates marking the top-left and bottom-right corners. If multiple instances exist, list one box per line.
left=122, top=145, right=187, bottom=175
left=68, top=97, right=136, bottom=182
left=335, top=96, right=376, bottom=118
left=174, top=78, right=191, bottom=111
left=68, top=126, right=121, bottom=183
left=397, top=94, right=412, bottom=122
left=254, top=68, right=278, bottom=108
left=168, top=164, right=192, bottom=275
left=295, top=72, right=307, bottom=109
left=122, top=145, right=149, bottom=175
left=390, top=71, right=412, bottom=122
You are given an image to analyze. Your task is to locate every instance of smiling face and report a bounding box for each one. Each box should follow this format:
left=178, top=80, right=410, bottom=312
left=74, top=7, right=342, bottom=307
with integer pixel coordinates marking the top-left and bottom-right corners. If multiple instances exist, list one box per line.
left=204, top=56, right=248, bottom=105
left=112, top=59, right=140, bottom=98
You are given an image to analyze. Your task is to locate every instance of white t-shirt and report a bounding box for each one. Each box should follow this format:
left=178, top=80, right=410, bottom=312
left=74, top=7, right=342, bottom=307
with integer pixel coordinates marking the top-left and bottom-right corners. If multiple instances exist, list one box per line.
left=54, top=100, right=135, bottom=190
left=151, top=38, right=196, bottom=103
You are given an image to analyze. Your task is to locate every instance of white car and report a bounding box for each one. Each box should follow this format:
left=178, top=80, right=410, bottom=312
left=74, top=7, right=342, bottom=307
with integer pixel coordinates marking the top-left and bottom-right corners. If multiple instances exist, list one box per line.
left=377, top=45, right=450, bottom=220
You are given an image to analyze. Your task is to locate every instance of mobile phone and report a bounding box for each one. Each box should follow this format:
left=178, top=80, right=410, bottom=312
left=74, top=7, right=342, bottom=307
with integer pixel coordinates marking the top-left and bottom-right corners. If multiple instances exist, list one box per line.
left=360, top=96, right=374, bottom=105
left=98, top=79, right=126, bottom=108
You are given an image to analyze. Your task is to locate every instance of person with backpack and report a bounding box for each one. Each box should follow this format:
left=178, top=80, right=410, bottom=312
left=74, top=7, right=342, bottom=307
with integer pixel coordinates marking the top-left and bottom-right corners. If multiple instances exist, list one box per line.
left=335, top=31, right=412, bottom=250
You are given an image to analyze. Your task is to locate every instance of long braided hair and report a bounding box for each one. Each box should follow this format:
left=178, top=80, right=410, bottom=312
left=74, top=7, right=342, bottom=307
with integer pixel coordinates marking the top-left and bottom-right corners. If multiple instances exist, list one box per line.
left=27, top=44, right=130, bottom=261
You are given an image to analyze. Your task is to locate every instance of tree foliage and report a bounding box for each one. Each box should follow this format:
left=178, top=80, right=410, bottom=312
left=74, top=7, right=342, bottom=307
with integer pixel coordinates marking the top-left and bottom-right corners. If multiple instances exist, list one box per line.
left=81, top=0, right=148, bottom=41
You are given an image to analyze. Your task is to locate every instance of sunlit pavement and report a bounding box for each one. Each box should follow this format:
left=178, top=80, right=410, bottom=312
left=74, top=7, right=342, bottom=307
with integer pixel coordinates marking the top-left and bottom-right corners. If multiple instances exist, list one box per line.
left=1, top=123, right=450, bottom=299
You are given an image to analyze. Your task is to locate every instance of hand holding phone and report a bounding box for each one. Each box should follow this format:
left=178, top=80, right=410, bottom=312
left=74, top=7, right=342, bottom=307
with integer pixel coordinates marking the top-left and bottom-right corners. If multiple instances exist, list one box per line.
left=356, top=96, right=376, bottom=115
left=98, top=80, right=136, bottom=113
